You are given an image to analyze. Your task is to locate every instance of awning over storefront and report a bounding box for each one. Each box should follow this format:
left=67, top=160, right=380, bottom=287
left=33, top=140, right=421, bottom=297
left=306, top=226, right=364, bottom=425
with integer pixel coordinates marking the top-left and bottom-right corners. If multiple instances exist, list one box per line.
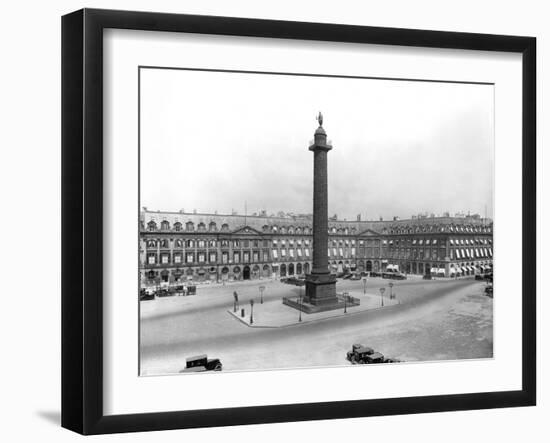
left=461, top=266, right=468, bottom=273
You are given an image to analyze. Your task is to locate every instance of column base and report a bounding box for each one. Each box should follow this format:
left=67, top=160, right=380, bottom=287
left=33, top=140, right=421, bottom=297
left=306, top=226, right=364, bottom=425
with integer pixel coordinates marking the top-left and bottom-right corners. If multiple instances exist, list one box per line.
left=305, top=272, right=338, bottom=306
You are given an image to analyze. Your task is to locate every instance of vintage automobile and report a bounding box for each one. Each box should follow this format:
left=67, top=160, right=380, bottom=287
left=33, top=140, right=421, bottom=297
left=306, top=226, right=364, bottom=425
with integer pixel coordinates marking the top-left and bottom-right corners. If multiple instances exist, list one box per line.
left=283, top=276, right=305, bottom=286
left=349, top=273, right=362, bottom=280
left=364, top=352, right=385, bottom=364
left=346, top=344, right=375, bottom=364
left=382, top=272, right=406, bottom=280
left=475, top=274, right=485, bottom=281
left=422, top=274, right=433, bottom=280
left=484, top=285, right=494, bottom=298
left=179, top=354, right=223, bottom=373
left=139, top=288, right=155, bottom=301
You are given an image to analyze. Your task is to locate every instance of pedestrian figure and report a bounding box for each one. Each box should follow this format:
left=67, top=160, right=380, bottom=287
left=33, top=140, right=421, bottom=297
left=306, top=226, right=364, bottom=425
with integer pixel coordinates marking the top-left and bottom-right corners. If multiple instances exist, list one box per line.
left=233, top=291, right=239, bottom=312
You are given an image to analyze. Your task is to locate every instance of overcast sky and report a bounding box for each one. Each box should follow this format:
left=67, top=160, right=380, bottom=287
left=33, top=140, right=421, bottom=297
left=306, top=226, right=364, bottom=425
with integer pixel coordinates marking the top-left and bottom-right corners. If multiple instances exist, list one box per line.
left=140, top=68, right=494, bottom=220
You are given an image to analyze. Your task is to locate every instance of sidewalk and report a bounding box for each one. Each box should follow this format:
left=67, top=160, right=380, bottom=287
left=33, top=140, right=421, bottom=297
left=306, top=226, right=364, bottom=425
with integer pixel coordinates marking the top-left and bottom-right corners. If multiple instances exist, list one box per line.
left=227, top=290, right=399, bottom=328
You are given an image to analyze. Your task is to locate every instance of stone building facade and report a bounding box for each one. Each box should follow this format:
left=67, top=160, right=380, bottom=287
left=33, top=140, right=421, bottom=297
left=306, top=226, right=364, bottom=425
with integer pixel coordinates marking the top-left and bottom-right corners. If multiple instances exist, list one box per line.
left=139, top=210, right=493, bottom=285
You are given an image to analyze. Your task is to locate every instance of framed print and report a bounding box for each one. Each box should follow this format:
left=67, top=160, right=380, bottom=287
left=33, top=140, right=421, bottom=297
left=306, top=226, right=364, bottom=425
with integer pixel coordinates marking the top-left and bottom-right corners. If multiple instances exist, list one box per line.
left=61, top=8, right=536, bottom=435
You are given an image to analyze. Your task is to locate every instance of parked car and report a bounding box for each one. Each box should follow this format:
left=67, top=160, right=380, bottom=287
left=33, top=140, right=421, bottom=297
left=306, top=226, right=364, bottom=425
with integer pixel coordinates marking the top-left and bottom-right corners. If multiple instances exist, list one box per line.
left=342, top=274, right=353, bottom=280
left=350, top=273, right=362, bottom=280
left=370, top=271, right=381, bottom=277
left=475, top=274, right=485, bottom=281
left=382, top=271, right=406, bottom=280
left=484, top=285, right=493, bottom=298
left=179, top=354, right=222, bottom=373
left=422, top=274, right=433, bottom=280
left=346, top=344, right=375, bottom=364
left=283, top=276, right=305, bottom=286
left=139, top=289, right=155, bottom=301
left=156, top=288, right=171, bottom=297
left=364, top=352, right=385, bottom=364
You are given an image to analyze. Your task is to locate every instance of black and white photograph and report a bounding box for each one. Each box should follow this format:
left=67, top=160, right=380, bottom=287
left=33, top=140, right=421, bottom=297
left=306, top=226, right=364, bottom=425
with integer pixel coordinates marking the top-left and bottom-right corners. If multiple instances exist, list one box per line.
left=138, top=67, right=494, bottom=376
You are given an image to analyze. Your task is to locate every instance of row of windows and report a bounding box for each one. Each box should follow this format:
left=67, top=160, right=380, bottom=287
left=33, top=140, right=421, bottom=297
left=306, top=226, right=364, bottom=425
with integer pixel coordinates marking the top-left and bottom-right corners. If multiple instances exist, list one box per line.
left=385, top=224, right=492, bottom=235
left=145, top=238, right=315, bottom=249
left=145, top=220, right=314, bottom=235
left=145, top=247, right=493, bottom=265
left=147, top=250, right=308, bottom=265
left=144, top=219, right=492, bottom=236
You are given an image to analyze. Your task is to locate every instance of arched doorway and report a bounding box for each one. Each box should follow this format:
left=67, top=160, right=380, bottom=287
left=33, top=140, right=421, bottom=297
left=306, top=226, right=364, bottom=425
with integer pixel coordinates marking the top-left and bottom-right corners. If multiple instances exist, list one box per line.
left=252, top=265, right=260, bottom=279
left=262, top=264, right=270, bottom=277
left=304, top=262, right=310, bottom=274
left=418, top=263, right=424, bottom=275
left=243, top=265, right=251, bottom=280
left=161, top=269, right=169, bottom=282
left=280, top=264, right=287, bottom=277
left=296, top=263, right=303, bottom=275
left=288, top=263, right=295, bottom=275
left=366, top=260, right=372, bottom=272
left=233, top=266, right=241, bottom=280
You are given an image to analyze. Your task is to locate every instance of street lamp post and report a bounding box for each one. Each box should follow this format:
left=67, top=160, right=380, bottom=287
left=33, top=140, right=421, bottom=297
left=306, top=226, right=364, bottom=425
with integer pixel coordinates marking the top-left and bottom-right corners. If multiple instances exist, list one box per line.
left=233, top=291, right=239, bottom=313
left=250, top=299, right=254, bottom=325
left=299, top=287, right=303, bottom=322
left=379, top=287, right=385, bottom=307
left=343, top=291, right=348, bottom=313
left=389, top=282, right=394, bottom=300
left=259, top=285, right=265, bottom=304
left=363, top=277, right=367, bottom=294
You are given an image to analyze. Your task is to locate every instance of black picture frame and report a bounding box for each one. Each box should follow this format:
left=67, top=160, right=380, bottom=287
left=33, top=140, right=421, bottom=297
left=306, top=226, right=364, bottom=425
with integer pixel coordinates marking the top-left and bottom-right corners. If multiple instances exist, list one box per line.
left=62, top=8, right=536, bottom=435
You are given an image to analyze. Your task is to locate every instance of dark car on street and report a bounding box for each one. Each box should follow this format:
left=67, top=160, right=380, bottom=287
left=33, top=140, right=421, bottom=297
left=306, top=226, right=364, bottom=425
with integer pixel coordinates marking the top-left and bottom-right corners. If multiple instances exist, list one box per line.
left=139, top=288, right=155, bottom=301
left=179, top=354, right=222, bottom=373
left=484, top=285, right=493, bottom=298
left=422, top=274, right=433, bottom=280
left=346, top=344, right=375, bottom=364
left=350, top=273, right=362, bottom=280
left=364, top=352, right=385, bottom=364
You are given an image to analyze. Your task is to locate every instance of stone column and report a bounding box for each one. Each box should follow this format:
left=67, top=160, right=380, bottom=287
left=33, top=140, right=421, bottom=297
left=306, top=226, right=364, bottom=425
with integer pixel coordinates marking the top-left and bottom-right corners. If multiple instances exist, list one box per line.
left=305, top=114, right=338, bottom=305
left=311, top=129, right=330, bottom=273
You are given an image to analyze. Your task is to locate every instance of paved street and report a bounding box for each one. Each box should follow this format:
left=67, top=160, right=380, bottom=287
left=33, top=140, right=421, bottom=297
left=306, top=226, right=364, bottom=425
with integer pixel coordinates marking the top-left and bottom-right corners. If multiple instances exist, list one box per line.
left=140, top=277, right=493, bottom=375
